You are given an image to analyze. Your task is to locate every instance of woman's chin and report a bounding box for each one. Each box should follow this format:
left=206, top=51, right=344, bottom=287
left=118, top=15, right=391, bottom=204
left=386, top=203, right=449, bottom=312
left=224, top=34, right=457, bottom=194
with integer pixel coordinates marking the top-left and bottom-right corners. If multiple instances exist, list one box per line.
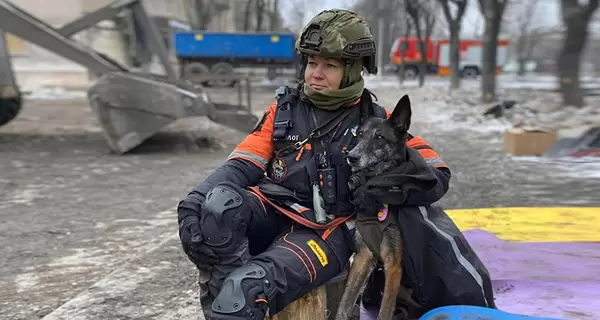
left=309, top=85, right=327, bottom=91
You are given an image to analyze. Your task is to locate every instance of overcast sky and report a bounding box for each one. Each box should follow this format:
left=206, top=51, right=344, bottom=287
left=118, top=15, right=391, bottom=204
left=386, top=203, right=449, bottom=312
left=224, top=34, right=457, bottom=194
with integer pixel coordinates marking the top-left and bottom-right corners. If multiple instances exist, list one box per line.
left=280, top=0, right=566, bottom=37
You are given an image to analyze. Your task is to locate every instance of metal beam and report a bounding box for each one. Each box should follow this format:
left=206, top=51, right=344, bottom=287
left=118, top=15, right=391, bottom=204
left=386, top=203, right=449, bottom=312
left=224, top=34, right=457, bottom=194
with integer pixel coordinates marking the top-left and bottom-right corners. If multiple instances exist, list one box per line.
left=0, top=0, right=125, bottom=76
left=0, top=0, right=177, bottom=81
left=57, top=0, right=138, bottom=37
left=130, top=2, right=177, bottom=81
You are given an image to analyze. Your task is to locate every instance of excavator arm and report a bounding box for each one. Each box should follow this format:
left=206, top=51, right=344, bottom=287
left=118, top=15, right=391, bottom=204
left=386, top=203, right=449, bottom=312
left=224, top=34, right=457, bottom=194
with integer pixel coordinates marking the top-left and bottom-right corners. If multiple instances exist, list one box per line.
left=0, top=0, right=257, bottom=153
left=0, top=29, right=21, bottom=126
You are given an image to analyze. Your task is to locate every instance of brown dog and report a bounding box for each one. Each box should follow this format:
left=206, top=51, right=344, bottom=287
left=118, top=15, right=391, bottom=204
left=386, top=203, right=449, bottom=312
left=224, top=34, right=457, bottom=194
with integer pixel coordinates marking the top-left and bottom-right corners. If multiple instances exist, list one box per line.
left=272, top=95, right=418, bottom=320
left=335, top=95, right=420, bottom=320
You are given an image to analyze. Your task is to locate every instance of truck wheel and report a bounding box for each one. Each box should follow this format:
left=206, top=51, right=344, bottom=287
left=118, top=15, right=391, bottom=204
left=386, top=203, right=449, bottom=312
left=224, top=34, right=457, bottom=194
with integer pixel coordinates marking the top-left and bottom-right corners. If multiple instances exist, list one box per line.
left=0, top=96, right=22, bottom=126
left=462, top=67, right=479, bottom=79
left=210, top=62, right=236, bottom=88
left=403, top=66, right=418, bottom=80
left=182, top=62, right=211, bottom=86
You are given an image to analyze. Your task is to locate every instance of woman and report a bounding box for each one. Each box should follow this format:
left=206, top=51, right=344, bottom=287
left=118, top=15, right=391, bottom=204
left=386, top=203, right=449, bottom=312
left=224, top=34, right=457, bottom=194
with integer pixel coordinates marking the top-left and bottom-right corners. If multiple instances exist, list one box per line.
left=177, top=8, right=452, bottom=320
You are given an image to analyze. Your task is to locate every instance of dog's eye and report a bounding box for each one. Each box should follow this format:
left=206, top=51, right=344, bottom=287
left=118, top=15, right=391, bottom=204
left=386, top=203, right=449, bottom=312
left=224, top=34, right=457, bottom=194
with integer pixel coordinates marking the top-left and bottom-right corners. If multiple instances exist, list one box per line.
left=376, top=132, right=383, bottom=139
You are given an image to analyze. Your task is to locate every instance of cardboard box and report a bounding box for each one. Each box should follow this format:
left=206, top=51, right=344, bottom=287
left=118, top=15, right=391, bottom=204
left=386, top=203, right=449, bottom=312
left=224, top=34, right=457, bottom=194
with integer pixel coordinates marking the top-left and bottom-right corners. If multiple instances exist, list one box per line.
left=504, top=126, right=558, bottom=156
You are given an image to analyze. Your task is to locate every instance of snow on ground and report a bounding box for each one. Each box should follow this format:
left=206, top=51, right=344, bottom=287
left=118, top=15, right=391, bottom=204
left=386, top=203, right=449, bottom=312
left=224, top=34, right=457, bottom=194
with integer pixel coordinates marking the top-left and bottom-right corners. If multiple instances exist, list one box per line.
left=363, top=75, right=600, bottom=180
left=511, top=156, right=600, bottom=179
left=11, top=59, right=88, bottom=73
left=364, top=74, right=600, bottom=134
left=23, top=87, right=88, bottom=100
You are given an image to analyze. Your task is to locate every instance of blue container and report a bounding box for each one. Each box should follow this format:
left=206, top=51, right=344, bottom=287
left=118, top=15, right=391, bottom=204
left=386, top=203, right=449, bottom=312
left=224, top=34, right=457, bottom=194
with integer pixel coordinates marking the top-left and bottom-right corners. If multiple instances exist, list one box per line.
left=173, top=31, right=296, bottom=62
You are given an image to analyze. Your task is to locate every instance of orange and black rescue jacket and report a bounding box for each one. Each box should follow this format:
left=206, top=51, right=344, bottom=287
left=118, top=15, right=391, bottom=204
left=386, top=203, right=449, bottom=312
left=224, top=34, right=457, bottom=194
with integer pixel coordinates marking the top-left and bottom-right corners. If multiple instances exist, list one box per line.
left=178, top=88, right=451, bottom=220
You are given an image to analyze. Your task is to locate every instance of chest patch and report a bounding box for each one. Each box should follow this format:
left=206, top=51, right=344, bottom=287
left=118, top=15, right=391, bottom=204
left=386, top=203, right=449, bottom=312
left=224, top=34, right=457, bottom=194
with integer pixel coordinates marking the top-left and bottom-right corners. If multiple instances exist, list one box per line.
left=271, top=157, right=288, bottom=181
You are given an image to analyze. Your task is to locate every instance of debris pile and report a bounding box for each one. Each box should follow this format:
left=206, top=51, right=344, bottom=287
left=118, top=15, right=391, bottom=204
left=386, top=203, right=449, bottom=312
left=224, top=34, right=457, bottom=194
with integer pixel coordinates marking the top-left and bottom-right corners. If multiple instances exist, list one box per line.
left=427, top=88, right=600, bottom=131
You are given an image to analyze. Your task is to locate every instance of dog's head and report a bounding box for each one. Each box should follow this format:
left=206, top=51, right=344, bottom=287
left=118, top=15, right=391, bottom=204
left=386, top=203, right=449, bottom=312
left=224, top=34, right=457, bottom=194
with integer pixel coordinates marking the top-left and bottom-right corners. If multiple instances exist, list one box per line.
left=346, top=94, right=412, bottom=176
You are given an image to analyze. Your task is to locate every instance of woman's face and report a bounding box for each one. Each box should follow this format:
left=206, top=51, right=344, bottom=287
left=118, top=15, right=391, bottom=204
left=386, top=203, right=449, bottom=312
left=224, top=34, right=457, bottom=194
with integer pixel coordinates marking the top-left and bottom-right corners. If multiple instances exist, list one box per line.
left=304, top=55, right=344, bottom=90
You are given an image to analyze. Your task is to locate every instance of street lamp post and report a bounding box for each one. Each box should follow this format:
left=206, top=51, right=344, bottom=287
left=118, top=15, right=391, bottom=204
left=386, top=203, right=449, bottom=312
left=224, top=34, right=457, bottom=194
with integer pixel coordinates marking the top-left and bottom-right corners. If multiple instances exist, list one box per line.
left=376, top=0, right=385, bottom=77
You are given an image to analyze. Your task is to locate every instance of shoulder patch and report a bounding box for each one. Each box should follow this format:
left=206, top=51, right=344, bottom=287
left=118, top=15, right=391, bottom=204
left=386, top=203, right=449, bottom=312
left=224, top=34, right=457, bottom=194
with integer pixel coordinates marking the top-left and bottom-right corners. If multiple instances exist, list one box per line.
left=252, top=111, right=269, bottom=133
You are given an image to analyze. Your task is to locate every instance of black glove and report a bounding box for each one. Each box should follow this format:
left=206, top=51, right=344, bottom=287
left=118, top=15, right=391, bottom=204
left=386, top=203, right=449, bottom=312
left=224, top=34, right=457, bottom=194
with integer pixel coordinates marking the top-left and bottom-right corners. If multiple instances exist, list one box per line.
left=350, top=148, right=435, bottom=211
left=351, top=183, right=383, bottom=213
left=178, top=209, right=219, bottom=266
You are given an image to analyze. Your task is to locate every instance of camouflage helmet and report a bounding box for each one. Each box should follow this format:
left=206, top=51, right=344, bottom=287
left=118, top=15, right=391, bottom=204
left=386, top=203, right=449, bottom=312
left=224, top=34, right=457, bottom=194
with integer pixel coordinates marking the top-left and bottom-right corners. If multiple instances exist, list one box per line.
left=295, top=9, right=378, bottom=74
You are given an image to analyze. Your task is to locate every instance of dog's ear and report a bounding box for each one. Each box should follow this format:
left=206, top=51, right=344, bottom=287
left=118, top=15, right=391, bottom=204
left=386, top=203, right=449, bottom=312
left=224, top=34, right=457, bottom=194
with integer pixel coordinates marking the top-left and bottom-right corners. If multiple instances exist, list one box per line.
left=389, top=94, right=411, bottom=133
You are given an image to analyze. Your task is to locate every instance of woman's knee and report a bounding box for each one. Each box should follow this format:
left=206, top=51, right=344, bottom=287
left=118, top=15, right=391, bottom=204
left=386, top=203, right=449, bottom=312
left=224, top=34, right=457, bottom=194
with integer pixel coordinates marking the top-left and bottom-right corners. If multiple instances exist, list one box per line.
left=200, top=182, right=255, bottom=253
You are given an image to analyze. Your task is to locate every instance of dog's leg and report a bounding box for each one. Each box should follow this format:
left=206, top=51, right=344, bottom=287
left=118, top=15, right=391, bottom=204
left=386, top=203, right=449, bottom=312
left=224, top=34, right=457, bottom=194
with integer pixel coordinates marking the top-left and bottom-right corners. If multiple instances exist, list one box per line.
left=271, top=286, right=327, bottom=320
left=334, top=244, right=375, bottom=320
left=377, top=227, right=404, bottom=320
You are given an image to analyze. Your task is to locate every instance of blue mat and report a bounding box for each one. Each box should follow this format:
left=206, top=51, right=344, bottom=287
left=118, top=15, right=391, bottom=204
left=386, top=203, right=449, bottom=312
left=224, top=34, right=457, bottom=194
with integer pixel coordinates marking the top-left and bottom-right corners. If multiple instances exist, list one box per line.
left=420, top=306, right=563, bottom=320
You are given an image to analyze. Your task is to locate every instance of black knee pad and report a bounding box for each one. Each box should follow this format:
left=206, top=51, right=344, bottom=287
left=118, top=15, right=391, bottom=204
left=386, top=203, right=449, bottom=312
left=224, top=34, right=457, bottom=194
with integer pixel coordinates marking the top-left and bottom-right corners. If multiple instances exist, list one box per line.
left=211, top=263, right=273, bottom=316
left=201, top=182, right=248, bottom=251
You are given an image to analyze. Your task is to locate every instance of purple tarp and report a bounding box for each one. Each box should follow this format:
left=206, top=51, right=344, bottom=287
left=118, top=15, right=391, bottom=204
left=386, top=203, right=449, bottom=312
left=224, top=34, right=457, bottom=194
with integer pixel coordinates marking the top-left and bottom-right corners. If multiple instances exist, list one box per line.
left=466, top=229, right=600, bottom=319
left=360, top=229, right=600, bottom=319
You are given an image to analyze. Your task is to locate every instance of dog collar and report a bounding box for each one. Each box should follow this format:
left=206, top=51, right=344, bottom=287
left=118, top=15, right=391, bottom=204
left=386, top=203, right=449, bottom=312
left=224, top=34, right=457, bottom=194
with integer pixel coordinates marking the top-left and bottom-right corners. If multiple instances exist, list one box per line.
left=377, top=204, right=389, bottom=221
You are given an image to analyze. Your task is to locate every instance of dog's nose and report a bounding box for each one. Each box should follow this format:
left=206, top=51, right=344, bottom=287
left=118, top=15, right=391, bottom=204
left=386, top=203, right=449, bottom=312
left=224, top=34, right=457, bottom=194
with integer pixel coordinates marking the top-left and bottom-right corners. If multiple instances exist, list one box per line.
left=346, top=153, right=359, bottom=165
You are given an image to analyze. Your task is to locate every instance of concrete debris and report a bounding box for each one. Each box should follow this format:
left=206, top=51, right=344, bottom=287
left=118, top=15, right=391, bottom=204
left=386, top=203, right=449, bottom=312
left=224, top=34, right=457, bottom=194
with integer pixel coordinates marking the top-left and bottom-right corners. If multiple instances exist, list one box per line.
left=415, top=87, right=600, bottom=132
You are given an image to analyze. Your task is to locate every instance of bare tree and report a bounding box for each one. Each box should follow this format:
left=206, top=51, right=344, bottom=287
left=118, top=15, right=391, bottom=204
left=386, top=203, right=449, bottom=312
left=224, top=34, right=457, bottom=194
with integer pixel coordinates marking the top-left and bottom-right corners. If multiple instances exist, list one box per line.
left=185, top=0, right=216, bottom=30
left=478, top=0, right=509, bottom=103
left=501, top=0, right=559, bottom=76
left=353, top=0, right=410, bottom=69
left=438, top=0, right=467, bottom=89
left=396, top=17, right=413, bottom=84
left=268, top=0, right=282, bottom=31
left=243, top=0, right=254, bottom=31
left=557, top=0, right=599, bottom=107
left=406, top=0, right=437, bottom=87
left=255, top=0, right=267, bottom=31
left=284, top=0, right=318, bottom=34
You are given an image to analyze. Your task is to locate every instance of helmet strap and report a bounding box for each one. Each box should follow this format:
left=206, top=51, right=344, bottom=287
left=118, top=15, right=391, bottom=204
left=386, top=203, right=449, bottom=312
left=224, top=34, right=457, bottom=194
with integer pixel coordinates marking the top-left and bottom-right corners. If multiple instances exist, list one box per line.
left=340, top=60, right=352, bottom=89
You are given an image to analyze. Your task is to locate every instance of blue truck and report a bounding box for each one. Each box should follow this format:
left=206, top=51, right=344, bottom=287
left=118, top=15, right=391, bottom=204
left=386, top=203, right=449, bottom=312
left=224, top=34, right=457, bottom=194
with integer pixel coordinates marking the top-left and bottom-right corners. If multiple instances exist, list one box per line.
left=173, top=31, right=300, bottom=86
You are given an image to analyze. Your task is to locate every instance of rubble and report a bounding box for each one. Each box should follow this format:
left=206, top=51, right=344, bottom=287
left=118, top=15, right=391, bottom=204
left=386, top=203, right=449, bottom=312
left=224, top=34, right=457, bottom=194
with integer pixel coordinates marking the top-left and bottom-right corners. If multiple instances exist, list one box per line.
left=472, top=90, right=600, bottom=131
left=406, top=86, right=600, bottom=133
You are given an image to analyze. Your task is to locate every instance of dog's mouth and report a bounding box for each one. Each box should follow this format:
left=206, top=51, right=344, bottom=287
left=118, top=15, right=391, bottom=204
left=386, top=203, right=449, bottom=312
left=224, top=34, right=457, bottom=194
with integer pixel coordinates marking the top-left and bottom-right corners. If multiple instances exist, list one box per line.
left=347, top=159, right=362, bottom=173
left=350, top=165, right=363, bottom=173
left=349, top=162, right=370, bottom=175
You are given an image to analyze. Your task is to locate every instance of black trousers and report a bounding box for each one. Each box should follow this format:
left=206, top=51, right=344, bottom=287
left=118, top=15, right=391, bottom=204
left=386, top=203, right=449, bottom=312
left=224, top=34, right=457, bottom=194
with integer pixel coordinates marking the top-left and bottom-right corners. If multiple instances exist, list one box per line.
left=200, top=181, right=354, bottom=316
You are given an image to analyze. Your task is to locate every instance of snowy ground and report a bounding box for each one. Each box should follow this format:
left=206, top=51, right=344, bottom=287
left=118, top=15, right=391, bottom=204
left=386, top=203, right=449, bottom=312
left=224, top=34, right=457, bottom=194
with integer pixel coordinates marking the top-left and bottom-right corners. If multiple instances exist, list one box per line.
left=1, top=74, right=599, bottom=320
left=364, top=73, right=600, bottom=134
left=363, top=75, right=600, bottom=182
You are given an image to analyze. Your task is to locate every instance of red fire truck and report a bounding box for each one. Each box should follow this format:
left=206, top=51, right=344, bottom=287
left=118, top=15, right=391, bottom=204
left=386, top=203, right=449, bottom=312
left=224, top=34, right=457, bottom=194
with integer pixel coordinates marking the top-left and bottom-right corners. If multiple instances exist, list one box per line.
left=389, top=37, right=510, bottom=79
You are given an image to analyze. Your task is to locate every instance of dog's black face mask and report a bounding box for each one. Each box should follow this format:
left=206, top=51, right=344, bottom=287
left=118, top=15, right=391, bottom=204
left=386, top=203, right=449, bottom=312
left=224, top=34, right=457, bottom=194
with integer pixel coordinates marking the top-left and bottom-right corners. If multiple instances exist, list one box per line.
left=346, top=94, right=412, bottom=178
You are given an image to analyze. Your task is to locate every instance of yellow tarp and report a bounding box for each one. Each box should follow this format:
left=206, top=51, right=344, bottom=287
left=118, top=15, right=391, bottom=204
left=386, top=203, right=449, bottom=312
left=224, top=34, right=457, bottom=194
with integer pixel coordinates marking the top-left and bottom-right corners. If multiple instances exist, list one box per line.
left=446, top=207, right=600, bottom=242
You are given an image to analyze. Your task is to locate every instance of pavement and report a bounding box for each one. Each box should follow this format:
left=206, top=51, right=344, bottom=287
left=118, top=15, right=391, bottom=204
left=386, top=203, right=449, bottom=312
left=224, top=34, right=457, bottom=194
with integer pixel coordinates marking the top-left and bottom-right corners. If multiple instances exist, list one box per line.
left=1, top=76, right=599, bottom=320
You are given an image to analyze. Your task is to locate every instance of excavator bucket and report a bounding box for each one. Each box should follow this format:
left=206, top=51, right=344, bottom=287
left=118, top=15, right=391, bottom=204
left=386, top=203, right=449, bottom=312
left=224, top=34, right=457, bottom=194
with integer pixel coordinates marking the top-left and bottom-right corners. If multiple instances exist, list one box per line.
left=0, top=0, right=257, bottom=154
left=87, top=72, right=258, bottom=153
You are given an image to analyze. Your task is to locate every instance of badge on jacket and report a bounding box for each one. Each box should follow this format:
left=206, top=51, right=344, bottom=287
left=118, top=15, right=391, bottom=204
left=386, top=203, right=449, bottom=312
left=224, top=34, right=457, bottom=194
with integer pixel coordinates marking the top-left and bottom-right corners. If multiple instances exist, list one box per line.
left=271, top=157, right=288, bottom=181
